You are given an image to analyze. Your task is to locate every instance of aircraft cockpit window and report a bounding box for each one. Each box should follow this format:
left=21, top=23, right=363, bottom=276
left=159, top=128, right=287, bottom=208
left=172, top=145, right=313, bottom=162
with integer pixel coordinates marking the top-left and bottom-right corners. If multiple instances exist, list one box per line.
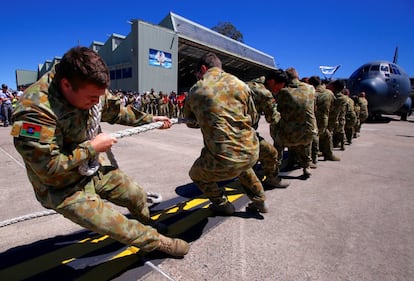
left=392, top=66, right=400, bottom=75
left=370, top=65, right=380, bottom=71
left=380, top=65, right=390, bottom=73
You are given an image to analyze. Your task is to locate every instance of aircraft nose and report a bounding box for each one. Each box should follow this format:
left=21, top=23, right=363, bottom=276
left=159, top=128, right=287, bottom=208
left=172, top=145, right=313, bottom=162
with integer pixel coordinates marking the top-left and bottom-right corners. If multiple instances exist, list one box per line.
left=360, top=78, right=406, bottom=114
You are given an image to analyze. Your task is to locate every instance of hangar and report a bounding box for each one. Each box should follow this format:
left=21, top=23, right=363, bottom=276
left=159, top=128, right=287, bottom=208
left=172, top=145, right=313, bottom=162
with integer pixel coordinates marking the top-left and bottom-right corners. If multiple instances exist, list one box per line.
left=17, top=12, right=277, bottom=93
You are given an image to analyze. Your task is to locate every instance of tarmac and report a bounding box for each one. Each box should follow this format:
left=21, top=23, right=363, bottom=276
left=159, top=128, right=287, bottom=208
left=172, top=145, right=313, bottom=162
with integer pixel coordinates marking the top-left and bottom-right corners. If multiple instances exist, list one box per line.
left=0, top=114, right=414, bottom=281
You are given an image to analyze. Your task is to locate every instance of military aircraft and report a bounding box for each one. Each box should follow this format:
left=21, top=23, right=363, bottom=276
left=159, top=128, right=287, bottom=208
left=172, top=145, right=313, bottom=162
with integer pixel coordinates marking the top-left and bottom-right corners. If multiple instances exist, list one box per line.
left=346, top=47, right=412, bottom=120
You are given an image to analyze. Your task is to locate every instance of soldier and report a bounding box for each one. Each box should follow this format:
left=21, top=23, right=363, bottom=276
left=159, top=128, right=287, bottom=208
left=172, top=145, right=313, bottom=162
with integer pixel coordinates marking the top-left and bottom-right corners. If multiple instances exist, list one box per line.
left=356, top=91, right=369, bottom=136
left=342, top=89, right=357, bottom=144
left=148, top=88, right=158, bottom=115
left=141, top=92, right=150, bottom=113
left=11, top=46, right=189, bottom=257
left=328, top=79, right=347, bottom=150
left=157, top=91, right=168, bottom=116
left=308, top=76, right=340, bottom=161
left=273, top=67, right=317, bottom=178
left=352, top=95, right=361, bottom=139
left=247, top=73, right=289, bottom=189
left=184, top=52, right=267, bottom=214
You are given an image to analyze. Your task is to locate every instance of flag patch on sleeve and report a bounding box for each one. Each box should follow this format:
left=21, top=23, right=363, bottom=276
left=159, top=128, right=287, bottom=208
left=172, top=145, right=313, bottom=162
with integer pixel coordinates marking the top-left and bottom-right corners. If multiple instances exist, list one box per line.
left=20, top=122, right=42, bottom=139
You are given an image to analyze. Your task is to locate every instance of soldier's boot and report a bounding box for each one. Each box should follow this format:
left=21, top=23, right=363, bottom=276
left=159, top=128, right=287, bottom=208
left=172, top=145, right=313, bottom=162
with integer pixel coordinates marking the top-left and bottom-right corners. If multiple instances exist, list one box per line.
left=340, top=141, right=345, bottom=151
left=309, top=162, right=317, bottom=169
left=263, top=176, right=290, bottom=189
left=157, top=234, right=190, bottom=257
left=311, top=152, right=318, bottom=165
left=246, top=201, right=269, bottom=213
left=324, top=154, right=341, bottom=161
left=303, top=167, right=311, bottom=177
left=209, top=201, right=235, bottom=216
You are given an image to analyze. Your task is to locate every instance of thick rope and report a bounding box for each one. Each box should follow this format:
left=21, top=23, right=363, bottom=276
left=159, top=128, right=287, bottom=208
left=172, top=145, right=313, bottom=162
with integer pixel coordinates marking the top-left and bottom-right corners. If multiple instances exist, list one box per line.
left=1, top=118, right=179, bottom=228
left=0, top=210, right=57, bottom=228
left=78, top=103, right=103, bottom=176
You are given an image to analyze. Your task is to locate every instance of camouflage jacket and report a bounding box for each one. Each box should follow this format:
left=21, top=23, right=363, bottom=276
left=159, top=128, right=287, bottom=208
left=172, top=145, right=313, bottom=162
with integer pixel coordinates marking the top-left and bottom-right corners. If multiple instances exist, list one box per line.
left=315, top=84, right=336, bottom=131
left=328, top=91, right=347, bottom=130
left=184, top=67, right=259, bottom=165
left=274, top=78, right=317, bottom=146
left=358, top=97, right=369, bottom=121
left=345, top=96, right=357, bottom=128
left=11, top=69, right=153, bottom=207
left=247, top=76, right=281, bottom=130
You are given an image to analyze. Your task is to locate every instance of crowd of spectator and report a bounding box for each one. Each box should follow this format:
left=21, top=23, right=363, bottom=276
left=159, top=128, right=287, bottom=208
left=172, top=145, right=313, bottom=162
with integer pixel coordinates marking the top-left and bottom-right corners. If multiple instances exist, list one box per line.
left=110, top=88, right=187, bottom=119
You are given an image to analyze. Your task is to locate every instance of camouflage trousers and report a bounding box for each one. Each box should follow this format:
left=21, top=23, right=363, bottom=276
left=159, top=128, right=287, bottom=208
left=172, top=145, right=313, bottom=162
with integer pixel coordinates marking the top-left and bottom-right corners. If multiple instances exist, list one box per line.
left=257, top=134, right=279, bottom=178
left=318, top=127, right=334, bottom=157
left=311, top=133, right=319, bottom=163
left=55, top=167, right=159, bottom=252
left=189, top=147, right=265, bottom=205
left=345, top=127, right=354, bottom=143
left=333, top=124, right=346, bottom=148
left=275, top=141, right=311, bottom=169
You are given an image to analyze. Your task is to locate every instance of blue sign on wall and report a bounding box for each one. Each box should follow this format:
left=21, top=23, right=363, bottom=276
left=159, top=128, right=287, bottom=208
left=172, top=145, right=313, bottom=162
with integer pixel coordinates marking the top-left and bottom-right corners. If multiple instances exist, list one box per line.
left=149, top=48, right=172, bottom=69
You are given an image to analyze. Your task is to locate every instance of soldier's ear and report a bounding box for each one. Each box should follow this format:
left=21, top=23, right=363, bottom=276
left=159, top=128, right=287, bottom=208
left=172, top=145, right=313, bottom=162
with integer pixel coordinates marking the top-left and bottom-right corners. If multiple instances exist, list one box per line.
left=60, top=78, right=72, bottom=94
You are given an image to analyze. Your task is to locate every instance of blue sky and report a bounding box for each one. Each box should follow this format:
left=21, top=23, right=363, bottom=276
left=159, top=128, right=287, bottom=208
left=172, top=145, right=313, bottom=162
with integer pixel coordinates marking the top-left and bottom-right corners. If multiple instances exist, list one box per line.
left=2, top=0, right=413, bottom=90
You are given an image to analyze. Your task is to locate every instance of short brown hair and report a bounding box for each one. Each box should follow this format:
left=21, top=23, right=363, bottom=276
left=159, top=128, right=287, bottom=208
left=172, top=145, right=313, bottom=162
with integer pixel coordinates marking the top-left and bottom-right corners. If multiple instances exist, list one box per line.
left=285, top=67, right=299, bottom=80
left=54, top=46, right=110, bottom=91
left=265, top=69, right=288, bottom=84
left=308, top=76, right=321, bottom=87
left=196, top=52, right=222, bottom=71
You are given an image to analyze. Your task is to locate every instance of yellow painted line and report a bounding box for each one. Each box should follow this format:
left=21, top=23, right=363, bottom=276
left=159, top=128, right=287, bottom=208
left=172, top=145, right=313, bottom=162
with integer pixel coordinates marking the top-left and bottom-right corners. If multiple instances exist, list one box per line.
left=61, top=258, right=76, bottom=264
left=110, top=246, right=140, bottom=260
left=78, top=238, right=91, bottom=243
left=151, top=198, right=210, bottom=220
left=1, top=237, right=116, bottom=280
left=91, top=235, right=109, bottom=243
left=227, top=193, right=244, bottom=202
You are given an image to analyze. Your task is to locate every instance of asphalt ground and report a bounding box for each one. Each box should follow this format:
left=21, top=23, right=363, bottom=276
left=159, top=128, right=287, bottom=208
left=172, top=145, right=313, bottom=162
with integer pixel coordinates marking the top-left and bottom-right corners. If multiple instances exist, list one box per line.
left=0, top=114, right=414, bottom=281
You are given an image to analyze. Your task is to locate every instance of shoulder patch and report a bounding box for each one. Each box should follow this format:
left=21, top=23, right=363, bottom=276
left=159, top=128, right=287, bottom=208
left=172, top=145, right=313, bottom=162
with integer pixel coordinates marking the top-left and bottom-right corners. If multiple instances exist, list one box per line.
left=20, top=122, right=42, bottom=139
left=11, top=122, right=55, bottom=143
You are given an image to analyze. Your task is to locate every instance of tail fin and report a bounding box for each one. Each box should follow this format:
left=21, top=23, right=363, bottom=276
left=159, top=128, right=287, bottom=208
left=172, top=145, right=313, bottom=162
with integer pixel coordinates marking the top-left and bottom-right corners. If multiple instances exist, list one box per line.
left=393, top=46, right=398, bottom=64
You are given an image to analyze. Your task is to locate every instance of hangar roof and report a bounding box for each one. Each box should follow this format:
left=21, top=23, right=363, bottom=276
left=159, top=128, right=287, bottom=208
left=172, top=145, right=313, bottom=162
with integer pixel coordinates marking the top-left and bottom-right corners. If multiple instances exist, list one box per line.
left=159, top=12, right=277, bottom=88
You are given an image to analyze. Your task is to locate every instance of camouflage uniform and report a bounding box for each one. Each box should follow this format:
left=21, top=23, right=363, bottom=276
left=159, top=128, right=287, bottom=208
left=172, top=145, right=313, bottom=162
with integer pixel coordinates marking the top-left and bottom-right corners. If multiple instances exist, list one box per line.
left=247, top=76, right=281, bottom=179
left=11, top=69, right=161, bottom=252
left=353, top=97, right=361, bottom=138
left=273, top=78, right=317, bottom=170
left=344, top=95, right=357, bottom=144
left=148, top=90, right=158, bottom=115
left=331, top=91, right=348, bottom=149
left=315, top=84, right=336, bottom=158
left=357, top=96, right=369, bottom=133
left=157, top=92, right=168, bottom=116
left=184, top=67, right=265, bottom=206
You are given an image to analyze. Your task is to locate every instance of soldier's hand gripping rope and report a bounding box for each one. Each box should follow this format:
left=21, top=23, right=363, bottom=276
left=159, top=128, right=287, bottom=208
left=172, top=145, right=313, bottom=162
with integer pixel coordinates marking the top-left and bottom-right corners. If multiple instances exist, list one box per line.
left=79, top=116, right=180, bottom=204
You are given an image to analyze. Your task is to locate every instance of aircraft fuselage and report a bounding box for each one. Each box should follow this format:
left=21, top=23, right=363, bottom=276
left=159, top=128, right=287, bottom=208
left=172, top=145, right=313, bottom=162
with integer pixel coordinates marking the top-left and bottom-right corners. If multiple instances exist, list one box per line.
left=347, top=61, right=411, bottom=115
